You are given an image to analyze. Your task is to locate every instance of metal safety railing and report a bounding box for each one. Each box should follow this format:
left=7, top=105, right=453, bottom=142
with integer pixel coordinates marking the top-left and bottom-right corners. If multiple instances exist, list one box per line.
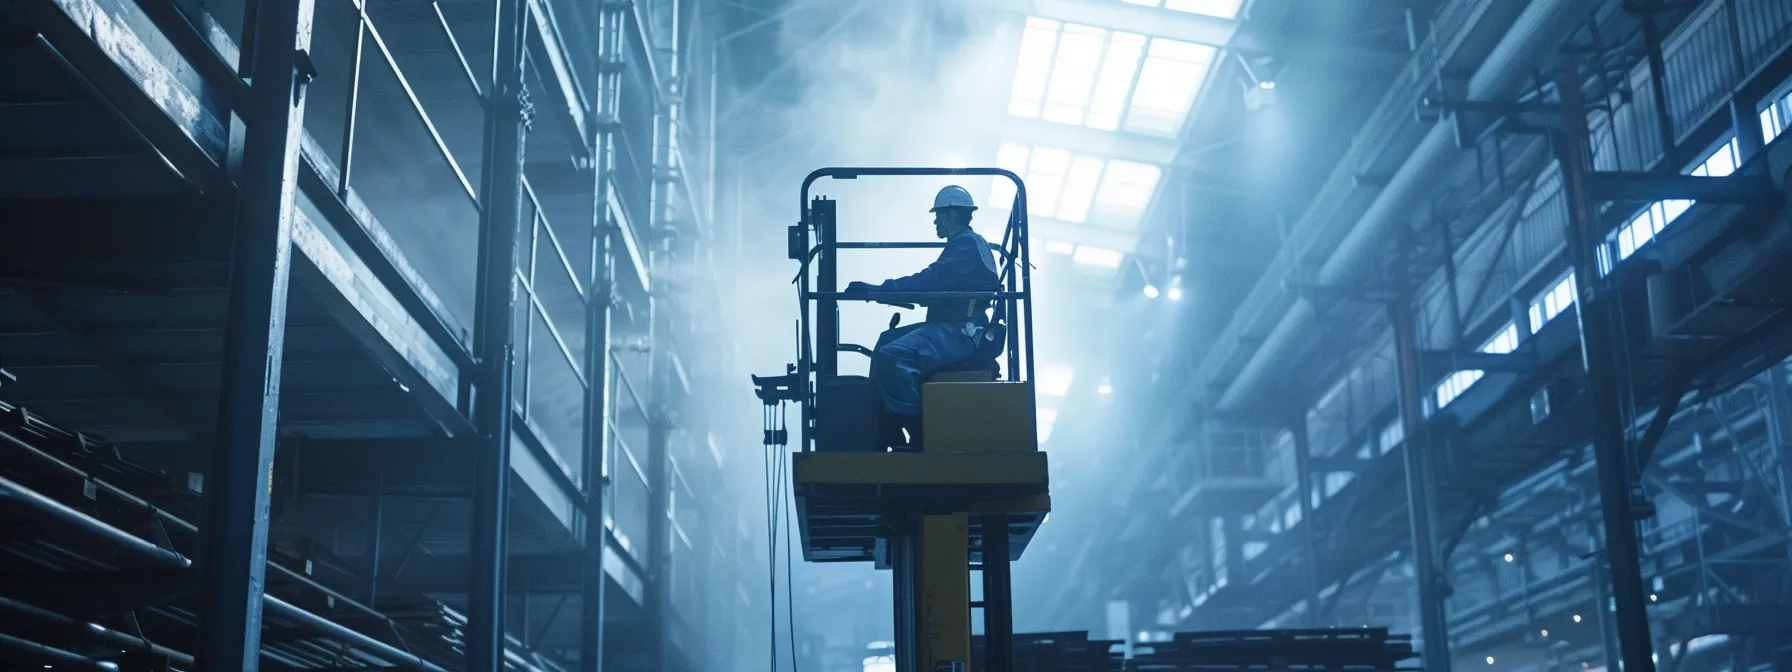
left=790, top=167, right=1037, bottom=452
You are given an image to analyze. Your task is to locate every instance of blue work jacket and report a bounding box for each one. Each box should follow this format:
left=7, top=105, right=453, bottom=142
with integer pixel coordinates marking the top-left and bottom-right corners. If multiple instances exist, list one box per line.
left=877, top=228, right=1000, bottom=324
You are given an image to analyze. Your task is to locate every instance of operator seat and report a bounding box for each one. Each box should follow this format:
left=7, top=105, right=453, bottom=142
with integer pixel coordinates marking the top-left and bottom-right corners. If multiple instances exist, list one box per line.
left=870, top=319, right=1008, bottom=450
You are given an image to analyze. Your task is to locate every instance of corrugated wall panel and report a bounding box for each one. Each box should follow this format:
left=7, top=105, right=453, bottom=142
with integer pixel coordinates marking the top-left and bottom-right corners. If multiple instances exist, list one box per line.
left=1736, top=0, right=1792, bottom=70
left=1664, top=3, right=1740, bottom=137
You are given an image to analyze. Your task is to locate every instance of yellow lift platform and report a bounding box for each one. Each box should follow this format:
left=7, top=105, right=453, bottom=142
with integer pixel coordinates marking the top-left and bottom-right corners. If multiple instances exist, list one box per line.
left=755, top=168, right=1048, bottom=672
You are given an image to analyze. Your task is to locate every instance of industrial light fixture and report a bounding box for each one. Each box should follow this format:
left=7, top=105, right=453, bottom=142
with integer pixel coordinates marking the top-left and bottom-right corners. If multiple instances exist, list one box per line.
left=1541, top=629, right=1549, bottom=638
left=1237, top=53, right=1278, bottom=111
left=1143, top=284, right=1161, bottom=299
left=1573, top=614, right=1582, bottom=623
left=1485, top=657, right=1495, bottom=665
left=1167, top=275, right=1184, bottom=301
left=1097, top=378, right=1113, bottom=395
left=1503, top=553, right=1514, bottom=563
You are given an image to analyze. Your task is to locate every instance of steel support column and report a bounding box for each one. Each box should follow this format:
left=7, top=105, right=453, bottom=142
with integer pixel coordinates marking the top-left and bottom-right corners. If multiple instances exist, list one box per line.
left=645, top=3, right=681, bottom=666
left=1765, top=366, right=1792, bottom=561
left=1290, top=414, right=1323, bottom=626
left=366, top=462, right=385, bottom=603
left=1590, top=554, right=1623, bottom=672
left=578, top=2, right=626, bottom=670
left=1637, top=2, right=1678, bottom=155
left=467, top=0, right=532, bottom=663
left=194, top=0, right=315, bottom=666
left=1553, top=66, right=1656, bottom=672
left=980, top=517, right=1014, bottom=672
left=1391, top=276, right=1451, bottom=672
left=1733, top=96, right=1766, bottom=164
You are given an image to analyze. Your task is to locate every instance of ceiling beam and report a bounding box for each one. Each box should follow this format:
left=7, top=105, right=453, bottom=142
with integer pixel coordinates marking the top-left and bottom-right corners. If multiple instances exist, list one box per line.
left=1004, top=116, right=1182, bottom=166
left=1009, top=213, right=1139, bottom=254
left=1029, top=0, right=1236, bottom=47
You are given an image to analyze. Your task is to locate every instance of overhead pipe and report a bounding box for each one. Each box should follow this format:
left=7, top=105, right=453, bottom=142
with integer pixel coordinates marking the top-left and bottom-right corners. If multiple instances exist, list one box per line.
left=0, top=430, right=482, bottom=671
left=0, top=597, right=196, bottom=667
left=263, top=595, right=453, bottom=672
left=0, top=474, right=192, bottom=569
left=0, top=428, right=397, bottom=627
left=0, top=632, right=106, bottom=670
left=1215, top=0, right=1589, bottom=412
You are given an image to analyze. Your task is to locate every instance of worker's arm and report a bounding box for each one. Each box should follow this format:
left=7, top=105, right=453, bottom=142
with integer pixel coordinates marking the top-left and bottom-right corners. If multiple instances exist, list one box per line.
left=876, top=235, right=981, bottom=293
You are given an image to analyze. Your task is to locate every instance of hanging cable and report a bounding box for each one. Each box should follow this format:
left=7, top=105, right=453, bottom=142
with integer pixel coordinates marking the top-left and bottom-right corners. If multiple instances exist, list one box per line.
left=763, top=398, right=794, bottom=671
left=763, top=402, right=781, bottom=671
left=783, top=400, right=800, bottom=672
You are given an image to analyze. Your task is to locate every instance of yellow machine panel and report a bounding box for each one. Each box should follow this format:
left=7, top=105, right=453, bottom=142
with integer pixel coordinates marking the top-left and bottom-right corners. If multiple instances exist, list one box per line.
left=918, top=514, right=971, bottom=670
left=921, top=381, right=1036, bottom=453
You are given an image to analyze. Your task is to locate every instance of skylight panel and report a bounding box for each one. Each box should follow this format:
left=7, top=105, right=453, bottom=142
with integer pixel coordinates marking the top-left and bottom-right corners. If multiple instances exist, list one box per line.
left=1605, top=137, right=1738, bottom=267
left=988, top=143, right=1163, bottom=229
left=1058, top=157, right=1105, bottom=223
left=1125, top=40, right=1216, bottom=136
left=1042, top=24, right=1107, bottom=125
left=1693, top=139, right=1738, bottom=177
left=1072, top=245, right=1124, bottom=268
left=1027, top=147, right=1073, bottom=216
left=1090, top=160, right=1161, bottom=227
left=1165, top=0, right=1245, bottom=19
left=1762, top=90, right=1791, bottom=144
left=1008, top=19, right=1062, bottom=118
left=989, top=142, right=1031, bottom=211
left=1435, top=370, right=1484, bottom=409
left=1528, top=274, right=1577, bottom=333
left=1006, top=19, right=1214, bottom=137
left=1087, top=33, right=1146, bottom=131
left=1481, top=323, right=1519, bottom=355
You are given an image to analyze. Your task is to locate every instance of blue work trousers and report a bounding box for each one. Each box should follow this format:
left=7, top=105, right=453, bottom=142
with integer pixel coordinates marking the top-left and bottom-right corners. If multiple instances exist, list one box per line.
left=873, top=322, right=976, bottom=416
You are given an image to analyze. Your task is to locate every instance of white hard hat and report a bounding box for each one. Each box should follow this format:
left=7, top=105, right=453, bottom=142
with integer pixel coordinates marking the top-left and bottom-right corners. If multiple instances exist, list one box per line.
left=930, top=185, right=977, bottom=212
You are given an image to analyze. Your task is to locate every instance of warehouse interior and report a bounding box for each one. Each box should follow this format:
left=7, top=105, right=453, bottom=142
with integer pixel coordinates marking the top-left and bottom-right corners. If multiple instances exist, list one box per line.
left=3, top=0, right=1792, bottom=669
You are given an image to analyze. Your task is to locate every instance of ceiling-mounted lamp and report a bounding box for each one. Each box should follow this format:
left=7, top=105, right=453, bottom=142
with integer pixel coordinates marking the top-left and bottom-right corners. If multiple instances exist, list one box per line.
left=1132, top=257, right=1161, bottom=300
left=1237, top=53, right=1277, bottom=111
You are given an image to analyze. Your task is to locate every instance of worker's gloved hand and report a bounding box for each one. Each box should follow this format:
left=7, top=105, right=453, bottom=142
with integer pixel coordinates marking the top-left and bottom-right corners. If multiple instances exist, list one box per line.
left=843, top=281, right=876, bottom=298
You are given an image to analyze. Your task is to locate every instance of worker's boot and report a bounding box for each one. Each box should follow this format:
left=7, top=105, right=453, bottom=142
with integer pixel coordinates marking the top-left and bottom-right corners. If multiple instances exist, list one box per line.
left=897, top=414, right=923, bottom=452
left=878, top=411, right=909, bottom=451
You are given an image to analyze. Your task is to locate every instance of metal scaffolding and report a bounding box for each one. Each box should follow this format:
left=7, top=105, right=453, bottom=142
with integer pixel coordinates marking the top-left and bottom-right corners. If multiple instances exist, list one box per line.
left=1069, top=1, right=1792, bottom=670
left=0, top=0, right=750, bottom=667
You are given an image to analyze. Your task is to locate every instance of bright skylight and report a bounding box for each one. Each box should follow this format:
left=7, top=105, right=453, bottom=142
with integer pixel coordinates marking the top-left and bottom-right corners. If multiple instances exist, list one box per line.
left=1528, top=274, right=1577, bottom=334
left=1038, top=364, right=1077, bottom=397
left=1037, top=407, right=1060, bottom=443
left=989, top=142, right=1162, bottom=228
left=1608, top=137, right=1740, bottom=265
left=1072, top=245, right=1125, bottom=268
left=1008, top=18, right=1216, bottom=136
left=1762, top=89, right=1792, bottom=144
left=1482, top=323, right=1520, bottom=355
left=1120, top=0, right=1246, bottom=20
left=1435, top=323, right=1522, bottom=410
left=1379, top=420, right=1402, bottom=454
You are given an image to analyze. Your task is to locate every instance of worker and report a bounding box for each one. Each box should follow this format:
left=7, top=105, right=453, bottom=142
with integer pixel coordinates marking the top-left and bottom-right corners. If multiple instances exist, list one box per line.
left=845, top=185, right=1000, bottom=436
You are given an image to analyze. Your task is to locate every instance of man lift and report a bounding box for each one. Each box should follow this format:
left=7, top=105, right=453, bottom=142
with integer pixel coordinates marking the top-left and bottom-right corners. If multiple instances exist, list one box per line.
left=755, top=168, right=1050, bottom=672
